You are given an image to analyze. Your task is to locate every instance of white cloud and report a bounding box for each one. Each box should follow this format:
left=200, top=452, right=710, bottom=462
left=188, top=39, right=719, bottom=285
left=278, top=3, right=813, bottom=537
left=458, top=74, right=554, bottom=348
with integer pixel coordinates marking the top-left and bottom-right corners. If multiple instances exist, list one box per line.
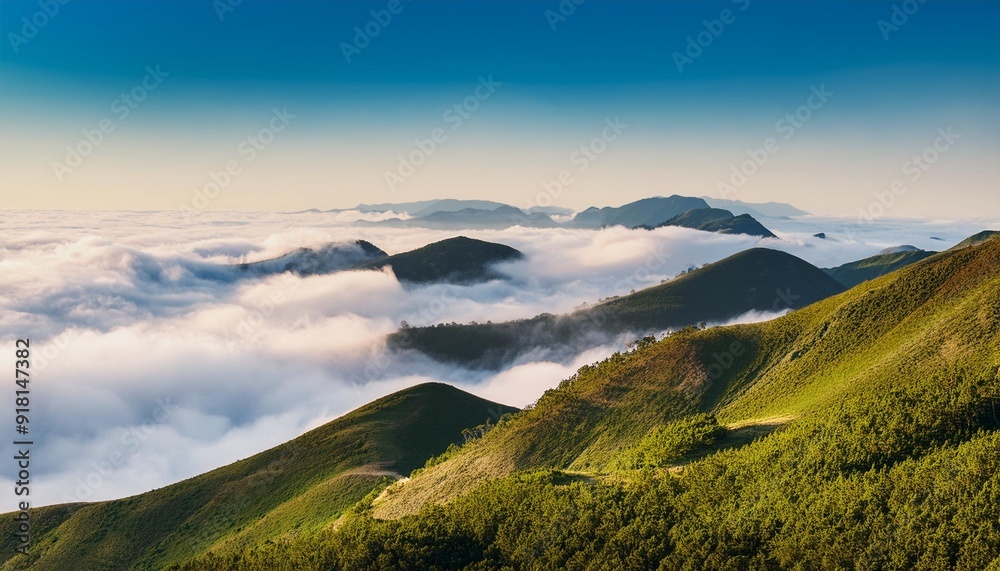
left=0, top=209, right=995, bottom=509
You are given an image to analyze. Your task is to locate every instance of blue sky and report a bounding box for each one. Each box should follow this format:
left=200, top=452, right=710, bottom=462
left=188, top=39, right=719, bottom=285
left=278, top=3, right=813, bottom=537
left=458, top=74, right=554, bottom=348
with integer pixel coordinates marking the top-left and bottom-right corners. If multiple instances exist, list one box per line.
left=1, top=0, right=998, bottom=217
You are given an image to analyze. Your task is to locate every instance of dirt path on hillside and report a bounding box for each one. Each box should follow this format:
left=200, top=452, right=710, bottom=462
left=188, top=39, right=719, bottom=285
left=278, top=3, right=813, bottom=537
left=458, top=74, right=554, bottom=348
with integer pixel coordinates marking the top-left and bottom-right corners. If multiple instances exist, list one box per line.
left=342, top=464, right=407, bottom=480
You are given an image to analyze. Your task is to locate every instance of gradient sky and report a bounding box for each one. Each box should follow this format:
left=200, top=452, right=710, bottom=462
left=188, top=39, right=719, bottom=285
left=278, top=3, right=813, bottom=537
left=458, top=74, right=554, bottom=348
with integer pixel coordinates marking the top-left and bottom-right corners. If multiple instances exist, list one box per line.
left=1, top=0, right=998, bottom=217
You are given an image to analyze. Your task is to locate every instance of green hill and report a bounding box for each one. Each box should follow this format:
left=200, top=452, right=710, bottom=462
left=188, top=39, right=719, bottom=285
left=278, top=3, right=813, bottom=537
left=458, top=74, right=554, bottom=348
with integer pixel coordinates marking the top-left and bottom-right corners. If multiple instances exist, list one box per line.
left=361, top=236, right=523, bottom=284
left=159, top=233, right=1000, bottom=571
left=0, top=383, right=516, bottom=571
left=649, top=207, right=777, bottom=238
left=824, top=248, right=937, bottom=288
left=949, top=230, right=999, bottom=251
left=339, top=233, right=998, bottom=567
left=390, top=247, right=844, bottom=368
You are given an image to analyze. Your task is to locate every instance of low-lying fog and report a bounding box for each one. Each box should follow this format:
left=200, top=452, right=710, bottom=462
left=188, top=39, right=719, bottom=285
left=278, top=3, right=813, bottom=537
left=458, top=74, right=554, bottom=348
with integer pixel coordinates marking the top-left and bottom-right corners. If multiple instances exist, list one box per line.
left=0, top=209, right=994, bottom=508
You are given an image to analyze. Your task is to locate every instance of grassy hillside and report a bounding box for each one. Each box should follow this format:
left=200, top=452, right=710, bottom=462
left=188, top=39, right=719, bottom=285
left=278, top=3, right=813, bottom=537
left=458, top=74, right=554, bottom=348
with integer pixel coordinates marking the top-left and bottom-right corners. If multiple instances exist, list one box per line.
left=390, top=247, right=845, bottom=368
left=360, top=236, right=523, bottom=284
left=167, top=234, right=1000, bottom=571
left=823, top=249, right=937, bottom=288
left=368, top=234, right=1000, bottom=519
left=0, top=383, right=516, bottom=571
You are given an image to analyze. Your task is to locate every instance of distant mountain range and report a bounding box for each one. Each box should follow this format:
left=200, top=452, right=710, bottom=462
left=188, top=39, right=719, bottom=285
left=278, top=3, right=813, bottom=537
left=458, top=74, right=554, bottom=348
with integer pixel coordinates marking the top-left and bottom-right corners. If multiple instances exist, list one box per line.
left=391, top=247, right=843, bottom=369
left=352, top=199, right=510, bottom=217
left=566, top=195, right=712, bottom=228
left=701, top=196, right=810, bottom=218
left=392, top=205, right=558, bottom=229
left=235, top=236, right=522, bottom=285
left=337, top=195, right=785, bottom=237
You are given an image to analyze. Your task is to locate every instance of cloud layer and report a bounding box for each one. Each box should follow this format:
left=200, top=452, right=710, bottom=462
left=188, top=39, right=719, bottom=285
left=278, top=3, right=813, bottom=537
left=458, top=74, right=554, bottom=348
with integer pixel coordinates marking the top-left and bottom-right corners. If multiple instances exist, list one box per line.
left=0, top=209, right=996, bottom=509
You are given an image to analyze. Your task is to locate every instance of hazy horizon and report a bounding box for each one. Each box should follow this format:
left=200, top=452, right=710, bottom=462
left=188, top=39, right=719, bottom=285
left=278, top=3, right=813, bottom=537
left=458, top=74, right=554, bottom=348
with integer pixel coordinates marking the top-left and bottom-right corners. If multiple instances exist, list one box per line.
left=2, top=1, right=998, bottom=219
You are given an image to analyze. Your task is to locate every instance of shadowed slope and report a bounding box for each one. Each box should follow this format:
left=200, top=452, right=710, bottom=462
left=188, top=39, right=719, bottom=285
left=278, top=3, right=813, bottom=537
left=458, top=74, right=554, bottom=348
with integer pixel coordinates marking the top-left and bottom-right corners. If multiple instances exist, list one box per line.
left=651, top=207, right=777, bottom=238
left=823, top=248, right=937, bottom=288
left=361, top=236, right=523, bottom=284
left=390, top=248, right=844, bottom=369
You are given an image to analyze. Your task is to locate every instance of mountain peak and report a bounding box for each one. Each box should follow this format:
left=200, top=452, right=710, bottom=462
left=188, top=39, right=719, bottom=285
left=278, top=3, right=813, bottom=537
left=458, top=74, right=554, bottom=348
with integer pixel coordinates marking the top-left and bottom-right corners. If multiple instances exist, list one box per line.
left=655, top=208, right=777, bottom=238
left=361, top=236, right=524, bottom=284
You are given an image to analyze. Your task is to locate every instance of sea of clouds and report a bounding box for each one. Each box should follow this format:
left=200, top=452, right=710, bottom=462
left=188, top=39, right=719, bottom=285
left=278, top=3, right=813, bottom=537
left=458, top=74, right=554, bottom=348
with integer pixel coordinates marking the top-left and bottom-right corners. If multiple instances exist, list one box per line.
left=0, top=209, right=996, bottom=509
